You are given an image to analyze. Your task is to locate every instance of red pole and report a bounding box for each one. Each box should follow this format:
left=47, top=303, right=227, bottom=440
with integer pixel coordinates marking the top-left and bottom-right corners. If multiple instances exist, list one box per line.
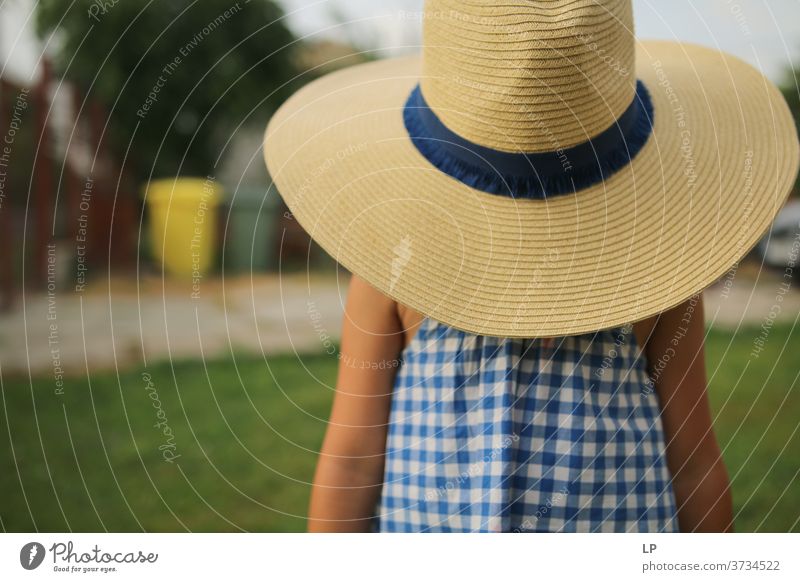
left=0, top=78, right=14, bottom=310
left=87, top=98, right=107, bottom=267
left=66, top=84, right=83, bottom=239
left=114, top=158, right=136, bottom=268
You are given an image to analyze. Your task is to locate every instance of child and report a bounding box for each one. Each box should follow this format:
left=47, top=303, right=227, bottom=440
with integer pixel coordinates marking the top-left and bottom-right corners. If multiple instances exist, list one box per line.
left=264, top=0, right=799, bottom=532
left=308, top=279, right=731, bottom=532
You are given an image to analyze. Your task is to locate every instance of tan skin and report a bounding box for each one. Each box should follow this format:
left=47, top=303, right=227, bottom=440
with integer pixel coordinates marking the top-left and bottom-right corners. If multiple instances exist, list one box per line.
left=308, top=275, right=733, bottom=532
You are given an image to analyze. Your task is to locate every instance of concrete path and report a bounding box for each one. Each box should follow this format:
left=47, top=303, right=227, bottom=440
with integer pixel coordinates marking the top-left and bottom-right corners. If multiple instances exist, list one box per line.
left=0, top=273, right=347, bottom=377
left=0, top=265, right=797, bottom=377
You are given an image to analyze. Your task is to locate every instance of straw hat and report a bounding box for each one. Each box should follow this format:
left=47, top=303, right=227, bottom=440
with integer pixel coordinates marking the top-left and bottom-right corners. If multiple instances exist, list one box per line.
left=264, top=0, right=799, bottom=337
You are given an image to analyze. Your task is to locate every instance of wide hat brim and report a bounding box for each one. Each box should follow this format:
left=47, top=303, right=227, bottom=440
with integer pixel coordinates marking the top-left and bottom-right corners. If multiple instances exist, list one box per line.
left=264, top=41, right=799, bottom=337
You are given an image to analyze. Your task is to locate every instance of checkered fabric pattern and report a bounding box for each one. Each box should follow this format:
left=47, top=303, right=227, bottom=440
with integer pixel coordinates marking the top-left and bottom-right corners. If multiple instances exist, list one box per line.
left=376, top=318, right=678, bottom=532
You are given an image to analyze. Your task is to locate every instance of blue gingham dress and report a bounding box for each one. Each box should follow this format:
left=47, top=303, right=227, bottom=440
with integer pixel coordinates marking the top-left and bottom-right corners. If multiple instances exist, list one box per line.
left=376, top=318, right=678, bottom=532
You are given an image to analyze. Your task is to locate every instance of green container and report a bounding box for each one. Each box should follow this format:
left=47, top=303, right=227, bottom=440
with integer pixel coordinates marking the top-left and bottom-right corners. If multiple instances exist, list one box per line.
left=223, top=186, right=280, bottom=273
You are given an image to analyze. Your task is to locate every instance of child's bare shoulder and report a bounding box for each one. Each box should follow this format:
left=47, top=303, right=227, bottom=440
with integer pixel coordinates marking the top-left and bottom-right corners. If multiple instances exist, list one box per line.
left=634, top=294, right=704, bottom=351
left=348, top=276, right=425, bottom=346
left=346, top=275, right=400, bottom=331
left=348, top=274, right=393, bottom=304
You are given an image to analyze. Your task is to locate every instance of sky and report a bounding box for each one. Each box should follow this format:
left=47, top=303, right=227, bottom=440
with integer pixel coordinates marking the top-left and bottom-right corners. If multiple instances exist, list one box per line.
left=279, top=0, right=800, bottom=82
left=0, top=0, right=40, bottom=84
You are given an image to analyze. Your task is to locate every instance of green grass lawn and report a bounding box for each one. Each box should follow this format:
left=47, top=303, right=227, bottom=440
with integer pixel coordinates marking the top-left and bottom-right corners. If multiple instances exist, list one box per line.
left=1, top=324, right=798, bottom=532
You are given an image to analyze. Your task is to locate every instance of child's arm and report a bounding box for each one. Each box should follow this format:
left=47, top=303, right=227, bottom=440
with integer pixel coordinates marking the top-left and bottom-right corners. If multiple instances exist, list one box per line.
left=646, top=295, right=734, bottom=532
left=307, top=276, right=403, bottom=532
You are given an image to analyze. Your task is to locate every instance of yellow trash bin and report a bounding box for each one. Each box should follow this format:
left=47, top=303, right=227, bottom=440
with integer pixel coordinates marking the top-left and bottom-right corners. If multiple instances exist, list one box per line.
left=145, top=177, right=222, bottom=278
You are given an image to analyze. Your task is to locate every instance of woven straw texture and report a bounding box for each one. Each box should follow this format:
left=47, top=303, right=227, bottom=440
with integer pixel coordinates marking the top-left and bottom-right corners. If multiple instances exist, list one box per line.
left=264, top=31, right=798, bottom=337
left=421, top=0, right=636, bottom=152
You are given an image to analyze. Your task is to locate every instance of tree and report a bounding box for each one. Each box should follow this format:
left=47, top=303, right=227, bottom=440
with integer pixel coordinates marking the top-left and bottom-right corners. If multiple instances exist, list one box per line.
left=36, top=0, right=299, bottom=182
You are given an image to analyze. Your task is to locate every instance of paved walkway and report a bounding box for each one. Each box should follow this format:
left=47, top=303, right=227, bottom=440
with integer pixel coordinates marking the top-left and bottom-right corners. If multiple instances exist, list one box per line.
left=1, top=266, right=797, bottom=377
left=0, top=273, right=347, bottom=377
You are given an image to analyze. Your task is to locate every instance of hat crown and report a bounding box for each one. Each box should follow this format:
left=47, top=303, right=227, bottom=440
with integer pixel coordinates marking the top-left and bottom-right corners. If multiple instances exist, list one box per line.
left=420, top=0, right=637, bottom=153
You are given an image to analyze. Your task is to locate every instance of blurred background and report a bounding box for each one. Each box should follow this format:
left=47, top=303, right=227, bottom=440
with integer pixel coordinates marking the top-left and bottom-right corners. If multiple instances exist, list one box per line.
left=1, top=0, right=799, bottom=532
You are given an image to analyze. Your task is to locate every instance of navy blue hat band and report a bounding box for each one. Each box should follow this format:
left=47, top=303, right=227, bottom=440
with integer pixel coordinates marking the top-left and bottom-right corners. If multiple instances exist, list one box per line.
left=402, top=80, right=655, bottom=199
